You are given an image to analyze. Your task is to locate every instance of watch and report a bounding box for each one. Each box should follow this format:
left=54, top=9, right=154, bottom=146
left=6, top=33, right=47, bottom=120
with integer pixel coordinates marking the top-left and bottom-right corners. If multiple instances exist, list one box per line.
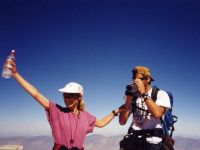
left=142, top=92, right=151, bottom=101
left=112, top=110, right=118, bottom=116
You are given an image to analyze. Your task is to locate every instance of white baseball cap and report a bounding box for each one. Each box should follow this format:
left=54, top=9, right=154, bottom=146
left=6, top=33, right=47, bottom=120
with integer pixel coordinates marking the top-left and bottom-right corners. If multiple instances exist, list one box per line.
left=58, top=82, right=84, bottom=96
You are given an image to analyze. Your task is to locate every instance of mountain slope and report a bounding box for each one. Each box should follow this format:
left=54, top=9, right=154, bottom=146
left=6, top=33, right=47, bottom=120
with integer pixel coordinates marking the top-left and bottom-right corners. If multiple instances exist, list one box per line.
left=0, top=135, right=200, bottom=150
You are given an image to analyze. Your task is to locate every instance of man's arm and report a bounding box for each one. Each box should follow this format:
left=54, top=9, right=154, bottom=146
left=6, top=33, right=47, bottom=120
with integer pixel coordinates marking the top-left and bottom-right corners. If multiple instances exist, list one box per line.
left=144, top=99, right=166, bottom=118
left=119, top=96, right=132, bottom=125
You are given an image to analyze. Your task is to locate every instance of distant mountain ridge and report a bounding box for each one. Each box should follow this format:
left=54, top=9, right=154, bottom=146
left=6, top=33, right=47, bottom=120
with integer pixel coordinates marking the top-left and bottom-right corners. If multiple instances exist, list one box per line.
left=0, top=135, right=200, bottom=150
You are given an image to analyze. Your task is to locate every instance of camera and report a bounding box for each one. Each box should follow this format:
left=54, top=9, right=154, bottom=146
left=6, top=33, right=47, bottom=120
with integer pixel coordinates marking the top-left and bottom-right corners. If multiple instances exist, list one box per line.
left=125, top=83, right=139, bottom=97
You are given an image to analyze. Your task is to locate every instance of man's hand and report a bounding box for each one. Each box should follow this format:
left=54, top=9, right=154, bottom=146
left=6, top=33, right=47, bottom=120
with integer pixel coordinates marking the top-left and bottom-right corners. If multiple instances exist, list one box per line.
left=134, top=78, right=145, bottom=94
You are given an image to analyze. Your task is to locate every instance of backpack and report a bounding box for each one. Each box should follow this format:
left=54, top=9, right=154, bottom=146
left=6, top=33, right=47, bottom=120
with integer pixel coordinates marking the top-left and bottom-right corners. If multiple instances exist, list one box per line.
left=151, top=86, right=178, bottom=137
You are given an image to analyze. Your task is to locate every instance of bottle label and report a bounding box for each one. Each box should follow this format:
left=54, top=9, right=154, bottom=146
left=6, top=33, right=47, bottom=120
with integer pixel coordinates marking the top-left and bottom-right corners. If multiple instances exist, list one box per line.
left=2, top=50, right=15, bottom=79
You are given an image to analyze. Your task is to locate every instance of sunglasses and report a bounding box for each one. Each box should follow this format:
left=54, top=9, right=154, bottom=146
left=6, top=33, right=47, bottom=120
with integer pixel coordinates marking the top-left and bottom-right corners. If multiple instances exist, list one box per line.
left=132, top=76, right=146, bottom=81
left=138, top=77, right=146, bottom=81
left=63, top=93, right=80, bottom=99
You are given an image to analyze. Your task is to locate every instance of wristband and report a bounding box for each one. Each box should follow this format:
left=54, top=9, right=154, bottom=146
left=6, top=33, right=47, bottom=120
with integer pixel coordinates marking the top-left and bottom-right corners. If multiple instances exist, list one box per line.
left=112, top=110, right=118, bottom=116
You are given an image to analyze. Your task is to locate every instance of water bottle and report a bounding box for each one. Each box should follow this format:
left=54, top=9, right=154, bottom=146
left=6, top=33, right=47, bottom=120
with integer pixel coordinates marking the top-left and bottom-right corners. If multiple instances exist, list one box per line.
left=2, top=50, right=15, bottom=78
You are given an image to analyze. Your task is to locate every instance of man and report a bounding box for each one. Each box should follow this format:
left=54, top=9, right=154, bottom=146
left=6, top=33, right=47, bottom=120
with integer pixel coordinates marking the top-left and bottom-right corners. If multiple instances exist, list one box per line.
left=119, top=66, right=171, bottom=150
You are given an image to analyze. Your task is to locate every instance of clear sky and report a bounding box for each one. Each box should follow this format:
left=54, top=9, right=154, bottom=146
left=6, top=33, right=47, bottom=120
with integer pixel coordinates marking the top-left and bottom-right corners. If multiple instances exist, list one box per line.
left=0, top=0, right=200, bottom=137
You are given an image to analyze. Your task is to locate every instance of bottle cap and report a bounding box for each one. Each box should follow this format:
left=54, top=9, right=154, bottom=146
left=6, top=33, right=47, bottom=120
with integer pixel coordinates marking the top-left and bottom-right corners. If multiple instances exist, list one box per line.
left=10, top=50, right=15, bottom=56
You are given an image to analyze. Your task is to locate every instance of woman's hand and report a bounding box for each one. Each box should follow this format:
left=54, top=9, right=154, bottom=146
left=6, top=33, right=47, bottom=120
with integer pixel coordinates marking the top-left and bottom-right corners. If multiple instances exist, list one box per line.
left=3, top=60, right=17, bottom=76
left=113, top=106, right=123, bottom=116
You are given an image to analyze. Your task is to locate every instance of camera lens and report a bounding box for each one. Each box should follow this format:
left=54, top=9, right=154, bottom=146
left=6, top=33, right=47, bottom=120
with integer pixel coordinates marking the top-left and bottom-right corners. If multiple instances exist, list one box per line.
left=125, top=83, right=138, bottom=96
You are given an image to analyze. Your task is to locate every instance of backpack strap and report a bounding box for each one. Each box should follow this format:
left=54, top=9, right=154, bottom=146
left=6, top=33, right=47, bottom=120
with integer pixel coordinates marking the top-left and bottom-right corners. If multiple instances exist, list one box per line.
left=151, top=86, right=169, bottom=136
left=151, top=86, right=160, bottom=102
left=151, top=86, right=167, bottom=134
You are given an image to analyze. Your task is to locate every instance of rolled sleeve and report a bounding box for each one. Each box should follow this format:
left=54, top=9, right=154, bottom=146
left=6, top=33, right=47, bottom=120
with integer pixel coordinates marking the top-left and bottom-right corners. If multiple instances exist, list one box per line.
left=45, top=101, right=59, bottom=122
left=85, top=111, right=96, bottom=133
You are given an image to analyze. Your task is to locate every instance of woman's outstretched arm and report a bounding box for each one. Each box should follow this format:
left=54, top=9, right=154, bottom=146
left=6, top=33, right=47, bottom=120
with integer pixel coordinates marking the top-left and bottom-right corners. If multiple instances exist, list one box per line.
left=9, top=61, right=49, bottom=109
left=95, top=107, right=122, bottom=128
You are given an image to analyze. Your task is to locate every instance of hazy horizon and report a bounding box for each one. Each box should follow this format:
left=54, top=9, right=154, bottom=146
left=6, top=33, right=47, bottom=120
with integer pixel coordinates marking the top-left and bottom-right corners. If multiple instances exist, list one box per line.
left=1, top=134, right=200, bottom=150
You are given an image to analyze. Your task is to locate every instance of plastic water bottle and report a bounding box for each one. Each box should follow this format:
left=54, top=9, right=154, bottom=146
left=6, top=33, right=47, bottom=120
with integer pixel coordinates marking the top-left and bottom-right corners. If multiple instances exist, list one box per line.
left=2, top=50, right=15, bottom=78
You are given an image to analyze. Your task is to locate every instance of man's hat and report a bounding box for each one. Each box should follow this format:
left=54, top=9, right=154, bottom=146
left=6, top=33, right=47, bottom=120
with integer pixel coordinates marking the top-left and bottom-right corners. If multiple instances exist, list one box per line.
left=132, top=66, right=154, bottom=81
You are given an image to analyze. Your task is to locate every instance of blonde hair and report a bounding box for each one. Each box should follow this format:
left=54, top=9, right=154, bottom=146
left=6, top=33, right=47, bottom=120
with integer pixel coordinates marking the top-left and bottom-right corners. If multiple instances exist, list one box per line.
left=78, top=99, right=86, bottom=111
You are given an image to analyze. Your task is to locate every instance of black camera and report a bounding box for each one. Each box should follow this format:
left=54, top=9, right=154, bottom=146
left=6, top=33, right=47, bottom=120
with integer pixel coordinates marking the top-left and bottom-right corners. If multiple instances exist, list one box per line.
left=125, top=83, right=139, bottom=97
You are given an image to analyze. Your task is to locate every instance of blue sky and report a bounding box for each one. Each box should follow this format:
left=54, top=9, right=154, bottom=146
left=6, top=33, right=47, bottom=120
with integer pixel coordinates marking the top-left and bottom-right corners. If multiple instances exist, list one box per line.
left=0, top=0, right=200, bottom=137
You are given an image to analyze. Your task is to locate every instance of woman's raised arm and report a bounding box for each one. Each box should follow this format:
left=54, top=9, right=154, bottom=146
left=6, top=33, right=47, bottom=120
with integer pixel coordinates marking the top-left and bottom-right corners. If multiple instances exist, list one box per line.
left=9, top=61, right=49, bottom=109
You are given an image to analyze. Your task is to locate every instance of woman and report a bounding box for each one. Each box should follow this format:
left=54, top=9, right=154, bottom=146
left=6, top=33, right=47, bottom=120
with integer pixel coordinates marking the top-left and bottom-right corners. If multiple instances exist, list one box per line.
left=5, top=61, right=121, bottom=150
